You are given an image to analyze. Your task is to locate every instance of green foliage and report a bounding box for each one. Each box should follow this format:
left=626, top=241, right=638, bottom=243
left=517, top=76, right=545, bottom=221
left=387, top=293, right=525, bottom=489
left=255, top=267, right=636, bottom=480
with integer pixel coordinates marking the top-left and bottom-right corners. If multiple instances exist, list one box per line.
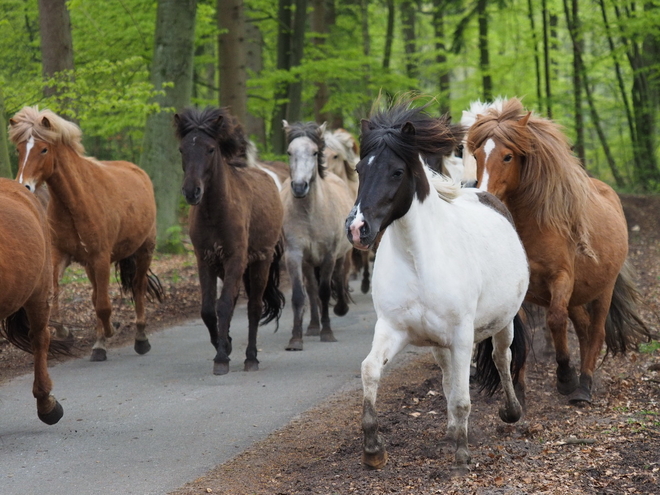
left=639, top=340, right=660, bottom=354
left=159, top=225, right=187, bottom=255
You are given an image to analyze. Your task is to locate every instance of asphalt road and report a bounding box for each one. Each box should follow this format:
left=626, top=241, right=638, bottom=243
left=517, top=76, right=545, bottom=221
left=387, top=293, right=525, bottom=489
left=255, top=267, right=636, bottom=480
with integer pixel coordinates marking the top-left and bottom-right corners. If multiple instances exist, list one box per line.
left=0, top=280, right=424, bottom=495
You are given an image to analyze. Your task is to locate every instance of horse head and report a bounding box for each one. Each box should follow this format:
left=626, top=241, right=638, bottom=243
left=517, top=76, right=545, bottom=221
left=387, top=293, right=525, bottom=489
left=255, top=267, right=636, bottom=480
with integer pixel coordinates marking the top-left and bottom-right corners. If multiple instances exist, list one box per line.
left=323, top=129, right=359, bottom=184
left=346, top=101, right=462, bottom=251
left=468, top=101, right=532, bottom=204
left=9, top=107, right=82, bottom=193
left=283, top=120, right=327, bottom=198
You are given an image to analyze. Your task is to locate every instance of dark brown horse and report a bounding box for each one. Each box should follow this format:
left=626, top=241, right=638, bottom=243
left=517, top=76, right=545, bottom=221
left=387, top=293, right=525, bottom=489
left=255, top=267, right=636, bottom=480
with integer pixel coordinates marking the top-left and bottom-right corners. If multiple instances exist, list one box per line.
left=174, top=107, right=285, bottom=375
left=0, top=178, right=69, bottom=424
left=467, top=98, right=651, bottom=404
left=9, top=107, right=163, bottom=362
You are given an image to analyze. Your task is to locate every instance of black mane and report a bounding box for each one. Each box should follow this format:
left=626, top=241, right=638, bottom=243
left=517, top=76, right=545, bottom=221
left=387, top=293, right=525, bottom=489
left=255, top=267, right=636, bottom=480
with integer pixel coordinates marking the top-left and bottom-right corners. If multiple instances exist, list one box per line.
left=284, top=121, right=327, bottom=178
left=174, top=107, right=249, bottom=167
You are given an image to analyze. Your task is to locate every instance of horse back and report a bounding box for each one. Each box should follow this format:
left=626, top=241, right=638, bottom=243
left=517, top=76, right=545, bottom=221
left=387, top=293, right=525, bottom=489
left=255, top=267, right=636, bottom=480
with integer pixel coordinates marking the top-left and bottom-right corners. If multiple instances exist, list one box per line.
left=0, top=179, right=51, bottom=317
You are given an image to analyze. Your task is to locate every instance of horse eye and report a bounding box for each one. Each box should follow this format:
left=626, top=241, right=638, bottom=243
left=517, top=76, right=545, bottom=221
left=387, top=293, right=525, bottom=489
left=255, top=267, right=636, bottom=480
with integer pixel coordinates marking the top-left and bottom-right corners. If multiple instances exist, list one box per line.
left=392, top=169, right=404, bottom=179
left=313, top=151, right=318, bottom=156
left=503, top=154, right=513, bottom=163
left=41, top=148, right=48, bottom=154
left=334, top=155, right=339, bottom=160
left=207, top=147, right=215, bottom=155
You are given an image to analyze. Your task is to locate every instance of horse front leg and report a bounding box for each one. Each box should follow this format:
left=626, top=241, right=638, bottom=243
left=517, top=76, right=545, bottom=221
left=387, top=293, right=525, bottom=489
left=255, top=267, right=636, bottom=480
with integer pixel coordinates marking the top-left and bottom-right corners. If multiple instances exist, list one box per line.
left=447, top=339, right=474, bottom=469
left=492, top=322, right=524, bottom=423
left=360, top=250, right=371, bottom=294
left=318, top=255, right=337, bottom=342
left=332, top=253, right=351, bottom=317
left=303, top=262, right=320, bottom=336
left=431, top=347, right=458, bottom=442
left=361, top=318, right=408, bottom=469
left=244, top=259, right=270, bottom=371
left=86, top=258, right=114, bottom=362
left=25, top=295, right=63, bottom=425
left=545, top=272, right=578, bottom=396
left=213, top=258, right=245, bottom=375
left=285, top=252, right=306, bottom=350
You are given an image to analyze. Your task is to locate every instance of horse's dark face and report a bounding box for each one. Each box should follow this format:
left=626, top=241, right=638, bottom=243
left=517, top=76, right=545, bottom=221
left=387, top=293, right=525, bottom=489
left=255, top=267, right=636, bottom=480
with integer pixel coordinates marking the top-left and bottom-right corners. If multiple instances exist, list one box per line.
left=345, top=140, right=416, bottom=251
left=178, top=130, right=218, bottom=205
left=14, top=137, right=54, bottom=193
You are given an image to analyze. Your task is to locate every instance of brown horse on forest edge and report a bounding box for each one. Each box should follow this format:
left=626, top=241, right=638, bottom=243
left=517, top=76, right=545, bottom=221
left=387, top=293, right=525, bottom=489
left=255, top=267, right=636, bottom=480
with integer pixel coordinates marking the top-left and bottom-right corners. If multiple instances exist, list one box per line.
left=467, top=98, right=652, bottom=404
left=9, top=107, right=163, bottom=362
left=174, top=107, right=285, bottom=375
left=0, top=178, right=70, bottom=424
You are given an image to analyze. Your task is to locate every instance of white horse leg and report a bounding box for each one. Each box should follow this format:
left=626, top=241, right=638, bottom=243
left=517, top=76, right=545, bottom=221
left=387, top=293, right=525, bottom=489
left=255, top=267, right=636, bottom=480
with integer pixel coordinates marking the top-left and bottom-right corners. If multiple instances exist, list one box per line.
left=447, top=341, right=473, bottom=467
left=302, top=263, right=320, bottom=336
left=492, top=322, right=523, bottom=423
left=431, top=347, right=458, bottom=441
left=361, top=318, right=408, bottom=469
left=285, top=252, right=306, bottom=351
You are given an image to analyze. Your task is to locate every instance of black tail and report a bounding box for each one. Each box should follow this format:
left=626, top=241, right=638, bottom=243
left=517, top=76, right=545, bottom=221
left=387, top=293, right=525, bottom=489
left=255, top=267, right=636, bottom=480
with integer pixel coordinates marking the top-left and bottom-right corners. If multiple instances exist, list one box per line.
left=260, top=240, right=286, bottom=328
left=0, top=308, right=73, bottom=357
left=474, top=312, right=529, bottom=396
left=116, top=256, right=164, bottom=303
left=604, top=259, right=654, bottom=356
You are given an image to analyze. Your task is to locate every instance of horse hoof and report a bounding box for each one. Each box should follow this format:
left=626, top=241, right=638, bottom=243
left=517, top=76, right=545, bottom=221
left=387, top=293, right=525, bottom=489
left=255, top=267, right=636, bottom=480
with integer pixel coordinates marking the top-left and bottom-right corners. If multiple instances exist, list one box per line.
left=134, top=339, right=151, bottom=355
left=361, top=280, right=370, bottom=294
left=38, top=400, right=64, bottom=425
left=305, top=326, right=320, bottom=337
left=213, top=361, right=230, bottom=375
left=499, top=404, right=522, bottom=424
left=90, top=348, right=107, bottom=362
left=556, top=369, right=579, bottom=395
left=244, top=360, right=259, bottom=372
left=362, top=450, right=388, bottom=469
left=320, top=331, right=337, bottom=342
left=334, top=302, right=349, bottom=317
left=568, top=388, right=592, bottom=405
left=286, top=339, right=303, bottom=351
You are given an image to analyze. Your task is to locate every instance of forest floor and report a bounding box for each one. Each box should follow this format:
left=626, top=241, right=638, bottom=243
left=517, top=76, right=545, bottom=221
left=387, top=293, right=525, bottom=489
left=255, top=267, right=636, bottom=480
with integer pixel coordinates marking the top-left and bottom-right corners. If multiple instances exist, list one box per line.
left=1, top=195, right=659, bottom=494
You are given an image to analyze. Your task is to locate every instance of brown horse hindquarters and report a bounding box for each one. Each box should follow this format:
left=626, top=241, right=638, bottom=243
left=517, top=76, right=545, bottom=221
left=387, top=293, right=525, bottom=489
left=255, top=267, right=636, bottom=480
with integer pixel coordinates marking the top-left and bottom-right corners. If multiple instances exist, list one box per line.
left=0, top=180, right=63, bottom=424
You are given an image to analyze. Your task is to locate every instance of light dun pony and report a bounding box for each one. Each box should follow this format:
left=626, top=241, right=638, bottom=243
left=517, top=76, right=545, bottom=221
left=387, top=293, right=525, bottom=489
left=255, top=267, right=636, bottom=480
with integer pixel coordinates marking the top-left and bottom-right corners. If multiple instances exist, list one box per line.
left=10, top=107, right=162, bottom=362
left=468, top=98, right=651, bottom=404
left=281, top=121, right=354, bottom=351
left=346, top=101, right=529, bottom=469
left=324, top=128, right=372, bottom=294
left=0, top=179, right=70, bottom=424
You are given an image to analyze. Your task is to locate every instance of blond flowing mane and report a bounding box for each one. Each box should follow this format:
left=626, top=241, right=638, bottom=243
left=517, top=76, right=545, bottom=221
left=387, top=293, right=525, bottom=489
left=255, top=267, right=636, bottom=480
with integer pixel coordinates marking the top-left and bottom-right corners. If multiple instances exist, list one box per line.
left=9, top=106, right=85, bottom=155
left=467, top=98, right=595, bottom=252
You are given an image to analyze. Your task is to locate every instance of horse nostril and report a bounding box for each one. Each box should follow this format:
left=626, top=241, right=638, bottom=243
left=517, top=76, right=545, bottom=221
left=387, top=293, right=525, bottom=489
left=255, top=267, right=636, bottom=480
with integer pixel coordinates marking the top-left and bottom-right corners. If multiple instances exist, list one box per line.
left=194, top=187, right=201, bottom=198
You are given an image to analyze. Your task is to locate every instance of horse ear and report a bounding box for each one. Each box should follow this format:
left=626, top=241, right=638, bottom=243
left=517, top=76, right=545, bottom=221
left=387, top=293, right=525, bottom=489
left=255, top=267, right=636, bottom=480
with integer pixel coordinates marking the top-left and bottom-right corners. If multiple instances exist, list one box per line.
left=517, top=112, right=532, bottom=127
left=41, top=116, right=52, bottom=129
left=282, top=119, right=290, bottom=133
left=360, top=119, right=373, bottom=136
left=9, top=118, right=16, bottom=127
left=174, top=114, right=181, bottom=126
left=319, top=122, right=327, bottom=134
left=402, top=121, right=416, bottom=136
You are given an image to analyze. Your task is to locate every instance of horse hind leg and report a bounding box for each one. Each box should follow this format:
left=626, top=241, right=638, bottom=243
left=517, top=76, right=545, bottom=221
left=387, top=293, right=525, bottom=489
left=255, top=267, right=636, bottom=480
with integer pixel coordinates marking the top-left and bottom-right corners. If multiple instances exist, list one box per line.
left=491, top=322, right=524, bottom=424
left=360, top=250, right=371, bottom=294
left=51, top=252, right=72, bottom=341
left=243, top=260, right=271, bottom=371
left=318, top=258, right=337, bottom=342
left=332, top=253, right=351, bottom=317
left=361, top=319, right=408, bottom=469
left=446, top=339, right=474, bottom=468
left=127, top=245, right=155, bottom=355
left=303, top=263, right=320, bottom=337
left=431, top=347, right=459, bottom=443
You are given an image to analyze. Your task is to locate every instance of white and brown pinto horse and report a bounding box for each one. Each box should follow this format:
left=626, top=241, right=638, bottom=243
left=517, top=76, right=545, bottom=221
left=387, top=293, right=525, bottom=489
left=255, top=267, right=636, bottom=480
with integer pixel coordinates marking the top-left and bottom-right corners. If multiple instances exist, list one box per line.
left=281, top=121, right=354, bottom=350
left=346, top=102, right=529, bottom=469
left=324, top=128, right=372, bottom=294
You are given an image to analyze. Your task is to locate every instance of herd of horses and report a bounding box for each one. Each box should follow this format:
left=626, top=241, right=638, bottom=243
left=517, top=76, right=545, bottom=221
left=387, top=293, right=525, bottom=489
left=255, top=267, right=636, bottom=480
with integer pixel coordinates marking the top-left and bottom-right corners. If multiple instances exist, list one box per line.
left=0, top=96, right=652, bottom=471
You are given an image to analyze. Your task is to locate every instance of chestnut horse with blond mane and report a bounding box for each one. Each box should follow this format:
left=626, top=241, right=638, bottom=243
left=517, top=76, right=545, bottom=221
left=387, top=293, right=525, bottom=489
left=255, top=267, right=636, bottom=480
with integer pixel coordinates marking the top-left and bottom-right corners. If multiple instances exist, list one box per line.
left=9, top=107, right=163, bottom=362
left=467, top=98, right=651, bottom=404
left=0, top=178, right=70, bottom=424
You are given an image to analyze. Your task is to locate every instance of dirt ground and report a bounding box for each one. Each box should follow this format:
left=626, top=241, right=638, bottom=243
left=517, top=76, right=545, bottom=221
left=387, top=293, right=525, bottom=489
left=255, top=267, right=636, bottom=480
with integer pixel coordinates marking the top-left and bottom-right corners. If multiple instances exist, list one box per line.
left=2, top=195, right=659, bottom=494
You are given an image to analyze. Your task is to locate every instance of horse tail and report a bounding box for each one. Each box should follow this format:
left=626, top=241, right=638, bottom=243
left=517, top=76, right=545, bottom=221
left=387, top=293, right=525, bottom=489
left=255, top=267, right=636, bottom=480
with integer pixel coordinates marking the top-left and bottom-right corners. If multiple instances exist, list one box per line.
left=474, top=312, right=529, bottom=396
left=260, top=240, right=286, bottom=328
left=1, top=308, right=73, bottom=357
left=604, top=259, right=654, bottom=356
left=116, top=257, right=164, bottom=303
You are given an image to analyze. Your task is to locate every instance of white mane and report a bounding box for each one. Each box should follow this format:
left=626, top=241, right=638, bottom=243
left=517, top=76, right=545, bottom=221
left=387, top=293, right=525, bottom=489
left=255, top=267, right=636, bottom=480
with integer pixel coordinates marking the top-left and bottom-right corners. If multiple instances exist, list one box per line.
left=425, top=160, right=461, bottom=202
left=461, top=97, right=507, bottom=128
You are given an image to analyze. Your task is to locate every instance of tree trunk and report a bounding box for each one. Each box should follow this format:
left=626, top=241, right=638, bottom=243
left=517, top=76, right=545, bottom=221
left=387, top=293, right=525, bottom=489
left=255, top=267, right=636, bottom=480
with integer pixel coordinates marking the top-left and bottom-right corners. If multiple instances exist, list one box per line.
left=433, top=0, right=450, bottom=114
left=563, top=0, right=585, bottom=165
left=285, top=0, right=308, bottom=124
left=245, top=20, right=266, bottom=145
left=311, top=0, right=329, bottom=123
left=218, top=0, right=247, bottom=126
left=401, top=0, right=417, bottom=82
left=270, top=0, right=293, bottom=154
left=383, top=0, right=395, bottom=70
left=0, top=88, right=12, bottom=178
left=477, top=0, right=491, bottom=101
left=527, top=0, right=542, bottom=105
left=139, top=0, right=197, bottom=250
left=541, top=0, right=552, bottom=117
left=37, top=0, right=74, bottom=101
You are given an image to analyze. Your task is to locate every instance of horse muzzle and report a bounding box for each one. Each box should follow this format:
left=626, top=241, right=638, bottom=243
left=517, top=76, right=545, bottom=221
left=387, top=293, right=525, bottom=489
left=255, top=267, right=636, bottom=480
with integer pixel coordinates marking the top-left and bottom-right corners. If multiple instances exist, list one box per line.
left=291, top=180, right=309, bottom=198
left=346, top=208, right=373, bottom=251
left=182, top=184, right=203, bottom=205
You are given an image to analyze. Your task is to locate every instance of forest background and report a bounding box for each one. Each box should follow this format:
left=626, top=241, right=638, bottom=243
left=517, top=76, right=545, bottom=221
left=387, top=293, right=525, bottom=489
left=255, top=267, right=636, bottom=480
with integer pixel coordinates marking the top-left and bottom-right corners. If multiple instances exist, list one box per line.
left=0, top=0, right=658, bottom=251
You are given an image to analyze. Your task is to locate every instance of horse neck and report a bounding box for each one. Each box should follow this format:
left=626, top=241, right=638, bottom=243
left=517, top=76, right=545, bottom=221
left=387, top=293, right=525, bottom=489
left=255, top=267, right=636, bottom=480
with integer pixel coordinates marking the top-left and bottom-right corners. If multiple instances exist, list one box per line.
left=198, top=158, right=236, bottom=215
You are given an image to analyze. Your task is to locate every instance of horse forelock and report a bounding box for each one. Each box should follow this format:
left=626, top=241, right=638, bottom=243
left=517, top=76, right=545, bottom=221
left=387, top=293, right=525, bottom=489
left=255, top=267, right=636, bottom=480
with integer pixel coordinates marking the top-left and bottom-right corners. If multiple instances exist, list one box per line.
left=468, top=98, right=594, bottom=244
left=9, top=106, right=85, bottom=155
left=175, top=107, right=249, bottom=167
left=286, top=122, right=327, bottom=178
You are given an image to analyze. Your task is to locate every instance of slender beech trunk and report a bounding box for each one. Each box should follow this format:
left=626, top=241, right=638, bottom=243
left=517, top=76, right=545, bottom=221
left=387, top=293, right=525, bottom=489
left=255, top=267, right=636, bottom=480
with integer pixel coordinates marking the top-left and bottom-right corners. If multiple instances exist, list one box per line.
left=218, top=0, right=248, bottom=125
left=433, top=0, right=450, bottom=115
left=401, top=0, right=417, bottom=82
left=527, top=0, right=542, bottom=105
left=477, top=0, right=491, bottom=101
left=37, top=0, right=74, bottom=100
left=271, top=0, right=292, bottom=154
left=245, top=21, right=266, bottom=145
left=311, top=0, right=329, bottom=123
left=563, top=0, right=585, bottom=165
left=383, top=0, right=395, bottom=69
left=285, top=0, right=308, bottom=124
left=0, top=88, right=11, bottom=178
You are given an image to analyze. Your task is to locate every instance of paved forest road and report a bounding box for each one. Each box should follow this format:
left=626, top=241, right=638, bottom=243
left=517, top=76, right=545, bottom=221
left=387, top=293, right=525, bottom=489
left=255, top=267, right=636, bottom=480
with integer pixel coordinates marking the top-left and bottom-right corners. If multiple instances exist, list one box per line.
left=0, top=280, right=426, bottom=494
